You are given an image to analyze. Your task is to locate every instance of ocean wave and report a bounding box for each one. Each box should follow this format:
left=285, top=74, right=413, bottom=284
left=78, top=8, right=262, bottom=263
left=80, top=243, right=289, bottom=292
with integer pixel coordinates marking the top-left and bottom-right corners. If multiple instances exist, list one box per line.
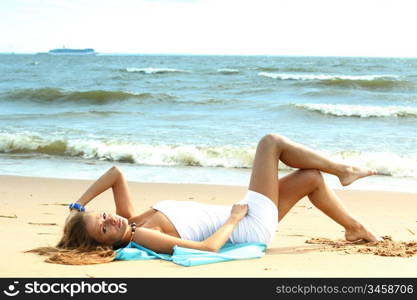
left=192, top=98, right=240, bottom=105
left=300, top=89, right=355, bottom=98
left=0, top=110, right=138, bottom=120
left=0, top=134, right=256, bottom=168
left=256, top=67, right=318, bottom=73
left=217, top=68, right=240, bottom=74
left=259, top=72, right=399, bottom=81
left=1, top=133, right=416, bottom=178
left=254, top=67, right=281, bottom=72
left=1, top=88, right=244, bottom=106
left=258, top=72, right=410, bottom=89
left=293, top=103, right=417, bottom=118
left=121, top=67, right=188, bottom=74
left=318, top=78, right=412, bottom=89
left=1, top=88, right=177, bottom=104
left=329, top=151, right=417, bottom=178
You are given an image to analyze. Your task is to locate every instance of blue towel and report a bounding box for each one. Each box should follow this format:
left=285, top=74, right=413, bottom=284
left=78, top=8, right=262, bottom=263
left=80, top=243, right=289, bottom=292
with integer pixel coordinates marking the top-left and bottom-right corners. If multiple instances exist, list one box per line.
left=114, top=241, right=267, bottom=267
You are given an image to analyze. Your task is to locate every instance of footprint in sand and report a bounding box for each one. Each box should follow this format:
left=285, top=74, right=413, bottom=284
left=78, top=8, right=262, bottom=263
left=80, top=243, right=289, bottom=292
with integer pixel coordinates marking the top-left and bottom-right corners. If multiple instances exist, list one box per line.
left=305, top=236, right=417, bottom=258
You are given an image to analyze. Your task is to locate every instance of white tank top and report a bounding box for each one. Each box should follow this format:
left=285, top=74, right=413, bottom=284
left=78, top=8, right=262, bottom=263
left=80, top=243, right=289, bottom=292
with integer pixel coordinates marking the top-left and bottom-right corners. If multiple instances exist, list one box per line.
left=152, top=200, right=231, bottom=242
left=151, top=191, right=278, bottom=246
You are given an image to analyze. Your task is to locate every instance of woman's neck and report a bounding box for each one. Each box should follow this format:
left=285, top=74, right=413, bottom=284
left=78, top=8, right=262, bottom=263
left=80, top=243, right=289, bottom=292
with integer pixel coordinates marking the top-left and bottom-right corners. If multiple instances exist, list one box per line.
left=115, top=223, right=135, bottom=247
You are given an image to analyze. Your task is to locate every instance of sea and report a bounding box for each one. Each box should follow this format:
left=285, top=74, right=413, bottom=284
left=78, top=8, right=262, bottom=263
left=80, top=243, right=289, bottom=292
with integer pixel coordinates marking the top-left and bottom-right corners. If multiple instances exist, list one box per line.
left=1, top=54, right=417, bottom=192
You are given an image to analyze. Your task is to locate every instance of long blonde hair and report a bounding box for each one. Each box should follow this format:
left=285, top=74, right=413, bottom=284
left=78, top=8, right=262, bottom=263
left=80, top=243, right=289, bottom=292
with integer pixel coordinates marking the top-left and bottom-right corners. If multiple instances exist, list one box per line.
left=26, top=211, right=116, bottom=265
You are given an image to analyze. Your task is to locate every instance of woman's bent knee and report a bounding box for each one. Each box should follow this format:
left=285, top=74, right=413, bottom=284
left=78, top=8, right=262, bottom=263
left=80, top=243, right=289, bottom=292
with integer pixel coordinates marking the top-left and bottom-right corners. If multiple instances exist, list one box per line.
left=259, top=133, right=286, bottom=148
left=110, top=166, right=122, bottom=176
left=302, top=169, right=323, bottom=187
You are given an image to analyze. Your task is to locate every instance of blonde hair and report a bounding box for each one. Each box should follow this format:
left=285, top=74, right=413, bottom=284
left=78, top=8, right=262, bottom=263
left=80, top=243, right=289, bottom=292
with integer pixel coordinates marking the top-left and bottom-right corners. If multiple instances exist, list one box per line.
left=26, top=211, right=116, bottom=265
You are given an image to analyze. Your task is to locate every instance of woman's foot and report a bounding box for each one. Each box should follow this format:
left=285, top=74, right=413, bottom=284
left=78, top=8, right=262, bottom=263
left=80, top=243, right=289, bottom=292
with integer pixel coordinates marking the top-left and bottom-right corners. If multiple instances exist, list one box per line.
left=345, top=223, right=380, bottom=243
left=338, top=166, right=377, bottom=186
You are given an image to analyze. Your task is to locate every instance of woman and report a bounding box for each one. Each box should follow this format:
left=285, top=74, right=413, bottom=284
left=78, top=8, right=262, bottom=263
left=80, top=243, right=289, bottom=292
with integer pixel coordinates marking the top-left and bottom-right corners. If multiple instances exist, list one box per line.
left=28, top=134, right=379, bottom=264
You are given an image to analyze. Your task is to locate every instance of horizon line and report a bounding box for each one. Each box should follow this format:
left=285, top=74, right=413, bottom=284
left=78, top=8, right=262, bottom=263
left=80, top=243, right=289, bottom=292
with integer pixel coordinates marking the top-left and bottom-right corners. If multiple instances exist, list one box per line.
left=1, top=51, right=417, bottom=59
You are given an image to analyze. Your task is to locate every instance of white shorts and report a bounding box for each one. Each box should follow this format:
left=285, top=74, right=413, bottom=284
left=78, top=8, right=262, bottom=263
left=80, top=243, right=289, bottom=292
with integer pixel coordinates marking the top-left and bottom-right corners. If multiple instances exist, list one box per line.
left=229, top=190, right=278, bottom=245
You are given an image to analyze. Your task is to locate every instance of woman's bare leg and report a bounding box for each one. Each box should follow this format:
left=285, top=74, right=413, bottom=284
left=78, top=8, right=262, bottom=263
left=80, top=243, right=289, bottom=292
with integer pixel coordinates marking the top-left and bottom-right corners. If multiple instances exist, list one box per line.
left=278, top=169, right=378, bottom=242
left=248, top=133, right=376, bottom=205
left=248, top=134, right=377, bottom=242
left=273, top=134, right=376, bottom=186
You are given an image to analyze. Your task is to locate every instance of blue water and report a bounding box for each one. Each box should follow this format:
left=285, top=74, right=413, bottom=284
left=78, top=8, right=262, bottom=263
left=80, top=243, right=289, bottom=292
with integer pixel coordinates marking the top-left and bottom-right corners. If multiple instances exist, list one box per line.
left=1, top=54, right=417, bottom=191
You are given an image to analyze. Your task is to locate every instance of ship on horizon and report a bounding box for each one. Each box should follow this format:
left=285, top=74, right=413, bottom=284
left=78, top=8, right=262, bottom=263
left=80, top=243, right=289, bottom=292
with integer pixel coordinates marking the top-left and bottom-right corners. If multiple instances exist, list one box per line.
left=48, top=47, right=96, bottom=55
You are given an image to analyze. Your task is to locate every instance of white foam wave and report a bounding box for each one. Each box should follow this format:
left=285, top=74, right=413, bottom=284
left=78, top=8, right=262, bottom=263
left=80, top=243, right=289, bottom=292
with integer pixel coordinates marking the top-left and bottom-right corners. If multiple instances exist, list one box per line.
left=330, top=151, right=417, bottom=178
left=124, top=67, right=187, bottom=74
left=217, top=68, right=240, bottom=74
left=258, top=72, right=399, bottom=81
left=0, top=133, right=255, bottom=168
left=1, top=133, right=416, bottom=178
left=294, top=103, right=417, bottom=118
left=66, top=141, right=256, bottom=168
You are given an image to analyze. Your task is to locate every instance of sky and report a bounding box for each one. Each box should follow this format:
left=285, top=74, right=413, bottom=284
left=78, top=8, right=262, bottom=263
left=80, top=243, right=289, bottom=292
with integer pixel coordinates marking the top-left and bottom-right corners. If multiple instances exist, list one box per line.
left=1, top=0, right=417, bottom=57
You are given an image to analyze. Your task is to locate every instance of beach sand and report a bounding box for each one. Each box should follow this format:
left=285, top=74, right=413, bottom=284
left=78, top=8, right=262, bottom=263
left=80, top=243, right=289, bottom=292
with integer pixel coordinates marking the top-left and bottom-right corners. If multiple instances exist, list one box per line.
left=1, top=175, right=416, bottom=278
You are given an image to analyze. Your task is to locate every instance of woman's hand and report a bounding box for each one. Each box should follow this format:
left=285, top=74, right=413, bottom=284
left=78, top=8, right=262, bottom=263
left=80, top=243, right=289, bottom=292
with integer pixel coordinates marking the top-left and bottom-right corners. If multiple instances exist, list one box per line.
left=230, top=203, right=248, bottom=221
left=201, top=203, right=249, bottom=252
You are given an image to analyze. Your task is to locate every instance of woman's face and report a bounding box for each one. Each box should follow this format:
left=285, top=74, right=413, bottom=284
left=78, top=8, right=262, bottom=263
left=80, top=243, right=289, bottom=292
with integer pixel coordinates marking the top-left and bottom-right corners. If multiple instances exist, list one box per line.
left=84, top=211, right=129, bottom=246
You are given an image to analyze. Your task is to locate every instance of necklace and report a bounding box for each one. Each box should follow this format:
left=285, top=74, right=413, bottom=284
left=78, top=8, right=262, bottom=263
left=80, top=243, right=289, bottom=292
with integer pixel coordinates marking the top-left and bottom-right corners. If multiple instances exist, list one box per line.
left=129, top=222, right=137, bottom=242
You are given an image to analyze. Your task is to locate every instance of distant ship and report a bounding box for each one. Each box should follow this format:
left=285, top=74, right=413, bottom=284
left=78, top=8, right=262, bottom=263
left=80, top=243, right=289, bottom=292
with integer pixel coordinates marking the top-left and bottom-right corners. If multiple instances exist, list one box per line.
left=48, top=48, right=96, bottom=55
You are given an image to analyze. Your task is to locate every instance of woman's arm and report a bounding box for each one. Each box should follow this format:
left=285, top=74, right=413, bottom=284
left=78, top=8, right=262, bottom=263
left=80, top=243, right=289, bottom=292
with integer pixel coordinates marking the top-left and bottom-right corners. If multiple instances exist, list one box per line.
left=69, top=166, right=135, bottom=218
left=133, top=203, right=248, bottom=253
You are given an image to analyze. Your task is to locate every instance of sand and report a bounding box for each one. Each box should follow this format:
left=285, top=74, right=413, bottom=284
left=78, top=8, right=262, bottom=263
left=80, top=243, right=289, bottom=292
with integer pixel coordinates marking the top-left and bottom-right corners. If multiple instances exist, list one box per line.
left=306, top=236, right=417, bottom=257
left=1, top=175, right=417, bottom=278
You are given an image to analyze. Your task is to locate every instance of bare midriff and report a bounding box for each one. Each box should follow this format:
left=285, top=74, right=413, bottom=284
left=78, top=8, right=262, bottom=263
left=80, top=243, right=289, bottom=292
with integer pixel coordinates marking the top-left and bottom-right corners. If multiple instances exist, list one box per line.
left=128, top=208, right=181, bottom=238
